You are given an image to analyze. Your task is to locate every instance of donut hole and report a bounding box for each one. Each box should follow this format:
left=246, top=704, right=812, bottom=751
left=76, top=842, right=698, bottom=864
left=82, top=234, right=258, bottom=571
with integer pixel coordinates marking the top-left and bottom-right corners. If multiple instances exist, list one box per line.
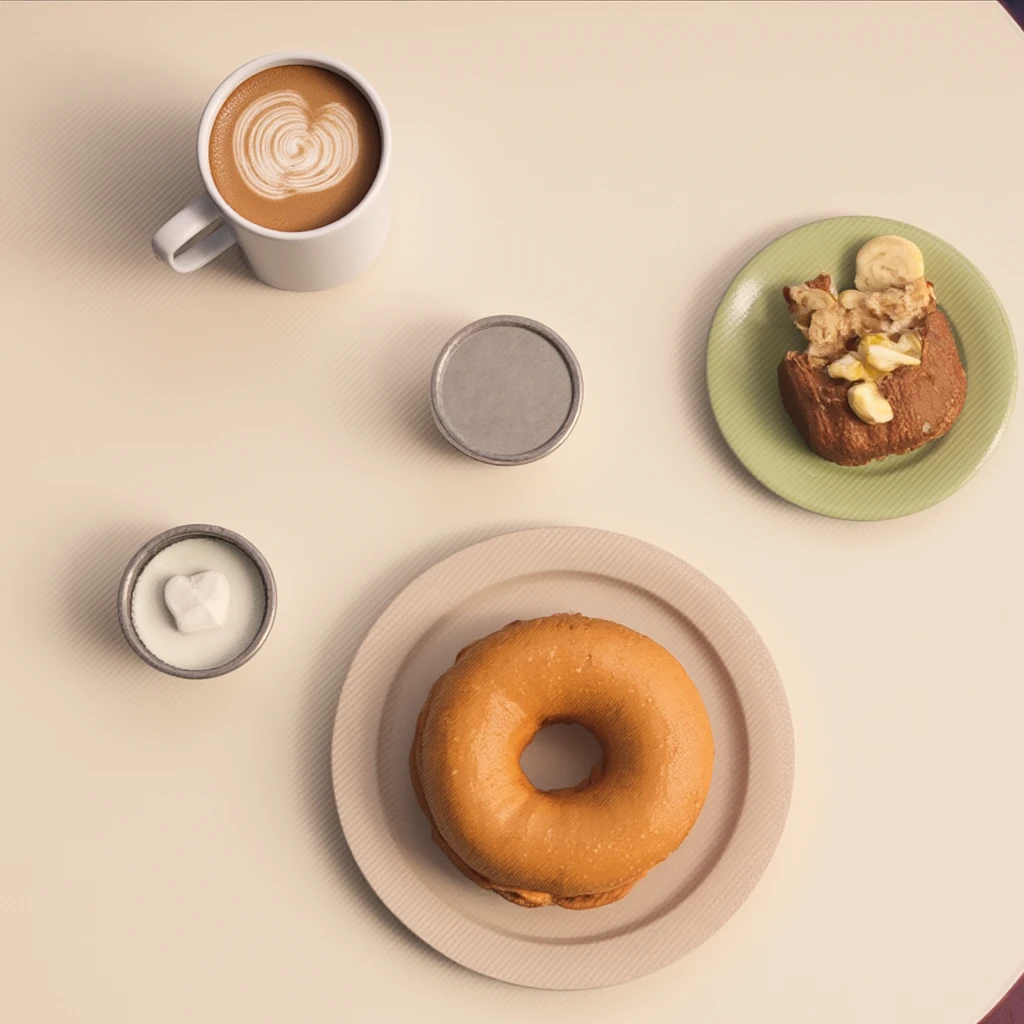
left=519, top=722, right=603, bottom=792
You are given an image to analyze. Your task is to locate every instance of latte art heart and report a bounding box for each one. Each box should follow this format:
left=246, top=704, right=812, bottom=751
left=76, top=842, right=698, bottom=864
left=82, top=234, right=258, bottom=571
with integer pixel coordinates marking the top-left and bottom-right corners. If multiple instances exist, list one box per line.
left=232, top=90, right=360, bottom=202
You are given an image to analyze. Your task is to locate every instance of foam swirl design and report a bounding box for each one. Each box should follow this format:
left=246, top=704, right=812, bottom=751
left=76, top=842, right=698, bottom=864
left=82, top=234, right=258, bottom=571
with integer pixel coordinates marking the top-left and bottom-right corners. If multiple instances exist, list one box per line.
left=232, top=90, right=359, bottom=202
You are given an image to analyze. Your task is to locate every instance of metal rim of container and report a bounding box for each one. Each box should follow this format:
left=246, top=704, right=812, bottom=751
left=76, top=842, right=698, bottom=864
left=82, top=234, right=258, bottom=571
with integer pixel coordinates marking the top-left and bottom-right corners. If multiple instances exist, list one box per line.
left=429, top=314, right=584, bottom=466
left=117, top=524, right=278, bottom=680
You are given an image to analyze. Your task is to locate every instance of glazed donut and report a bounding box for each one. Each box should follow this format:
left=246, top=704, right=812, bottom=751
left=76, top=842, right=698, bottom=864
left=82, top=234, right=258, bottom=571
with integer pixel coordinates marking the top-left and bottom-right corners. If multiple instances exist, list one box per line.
left=410, top=614, right=714, bottom=909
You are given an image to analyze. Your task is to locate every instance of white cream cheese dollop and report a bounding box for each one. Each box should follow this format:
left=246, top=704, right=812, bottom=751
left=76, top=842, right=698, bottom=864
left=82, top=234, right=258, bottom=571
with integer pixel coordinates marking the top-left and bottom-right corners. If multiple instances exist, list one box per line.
left=164, top=571, right=230, bottom=633
left=131, top=538, right=266, bottom=671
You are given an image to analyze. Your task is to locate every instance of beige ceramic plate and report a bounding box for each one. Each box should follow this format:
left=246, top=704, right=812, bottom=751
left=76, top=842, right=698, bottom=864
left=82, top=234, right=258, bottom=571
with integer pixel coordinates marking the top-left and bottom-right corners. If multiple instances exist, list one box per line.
left=332, top=527, right=794, bottom=989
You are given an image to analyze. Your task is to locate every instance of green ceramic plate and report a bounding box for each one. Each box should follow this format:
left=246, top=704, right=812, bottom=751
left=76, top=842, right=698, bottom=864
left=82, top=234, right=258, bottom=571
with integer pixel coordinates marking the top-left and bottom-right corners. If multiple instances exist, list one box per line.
left=707, top=216, right=1017, bottom=520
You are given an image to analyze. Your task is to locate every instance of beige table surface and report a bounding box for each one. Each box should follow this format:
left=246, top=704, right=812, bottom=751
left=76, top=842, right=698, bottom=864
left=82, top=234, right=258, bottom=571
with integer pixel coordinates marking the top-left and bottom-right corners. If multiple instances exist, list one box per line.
left=2, top=2, right=1023, bottom=1022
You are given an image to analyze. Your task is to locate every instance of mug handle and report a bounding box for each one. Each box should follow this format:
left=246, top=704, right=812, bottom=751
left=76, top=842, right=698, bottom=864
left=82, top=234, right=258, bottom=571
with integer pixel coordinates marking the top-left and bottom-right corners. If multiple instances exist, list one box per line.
left=152, top=195, right=236, bottom=273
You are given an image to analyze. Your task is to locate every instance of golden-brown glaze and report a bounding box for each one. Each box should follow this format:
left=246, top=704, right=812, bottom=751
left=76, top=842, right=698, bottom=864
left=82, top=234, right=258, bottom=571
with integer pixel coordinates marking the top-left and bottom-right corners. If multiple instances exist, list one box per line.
left=410, top=614, right=715, bottom=909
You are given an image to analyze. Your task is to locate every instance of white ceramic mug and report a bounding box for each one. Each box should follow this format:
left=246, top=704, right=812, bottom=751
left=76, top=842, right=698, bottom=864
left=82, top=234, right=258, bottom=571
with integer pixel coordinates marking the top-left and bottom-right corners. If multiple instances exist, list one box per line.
left=152, top=52, right=392, bottom=291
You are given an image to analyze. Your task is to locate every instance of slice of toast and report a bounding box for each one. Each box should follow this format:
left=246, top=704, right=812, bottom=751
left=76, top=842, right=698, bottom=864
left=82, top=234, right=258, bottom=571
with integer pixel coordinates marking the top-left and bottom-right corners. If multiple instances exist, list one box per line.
left=777, top=310, right=966, bottom=466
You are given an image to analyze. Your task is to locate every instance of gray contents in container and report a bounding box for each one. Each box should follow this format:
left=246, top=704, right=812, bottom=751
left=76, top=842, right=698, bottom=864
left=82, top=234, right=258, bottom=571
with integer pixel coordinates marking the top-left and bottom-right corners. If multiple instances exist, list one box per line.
left=431, top=315, right=583, bottom=464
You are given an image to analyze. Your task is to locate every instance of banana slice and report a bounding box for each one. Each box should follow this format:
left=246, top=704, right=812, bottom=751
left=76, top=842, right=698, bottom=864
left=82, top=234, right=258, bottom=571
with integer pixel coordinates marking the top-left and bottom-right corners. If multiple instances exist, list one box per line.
left=894, top=330, right=923, bottom=357
left=854, top=235, right=925, bottom=292
left=827, top=353, right=866, bottom=381
left=848, top=381, right=894, bottom=425
left=863, top=344, right=921, bottom=374
left=855, top=333, right=921, bottom=371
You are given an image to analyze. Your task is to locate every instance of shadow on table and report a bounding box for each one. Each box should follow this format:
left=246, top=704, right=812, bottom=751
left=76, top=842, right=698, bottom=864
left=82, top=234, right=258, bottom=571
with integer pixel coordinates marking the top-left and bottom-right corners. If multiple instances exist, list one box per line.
left=57, top=523, right=166, bottom=681
left=20, top=61, right=252, bottom=286
left=294, top=522, right=546, bottom=971
left=675, top=214, right=837, bottom=513
left=326, top=312, right=471, bottom=469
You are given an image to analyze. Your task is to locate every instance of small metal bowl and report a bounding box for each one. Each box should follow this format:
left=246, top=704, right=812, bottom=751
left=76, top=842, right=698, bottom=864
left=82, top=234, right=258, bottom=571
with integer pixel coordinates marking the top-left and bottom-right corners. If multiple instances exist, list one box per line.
left=430, top=314, right=583, bottom=465
left=117, top=524, right=277, bottom=679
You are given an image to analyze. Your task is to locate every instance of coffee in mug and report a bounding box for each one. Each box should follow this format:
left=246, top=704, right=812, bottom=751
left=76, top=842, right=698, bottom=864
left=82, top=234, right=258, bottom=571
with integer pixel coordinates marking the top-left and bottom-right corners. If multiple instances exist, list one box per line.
left=153, top=52, right=391, bottom=290
left=208, top=65, right=382, bottom=232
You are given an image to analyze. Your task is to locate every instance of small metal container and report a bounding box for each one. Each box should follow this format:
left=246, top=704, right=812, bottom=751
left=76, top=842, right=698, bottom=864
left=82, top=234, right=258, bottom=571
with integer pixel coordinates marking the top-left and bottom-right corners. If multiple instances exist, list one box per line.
left=430, top=315, right=583, bottom=465
left=117, top=524, right=277, bottom=679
